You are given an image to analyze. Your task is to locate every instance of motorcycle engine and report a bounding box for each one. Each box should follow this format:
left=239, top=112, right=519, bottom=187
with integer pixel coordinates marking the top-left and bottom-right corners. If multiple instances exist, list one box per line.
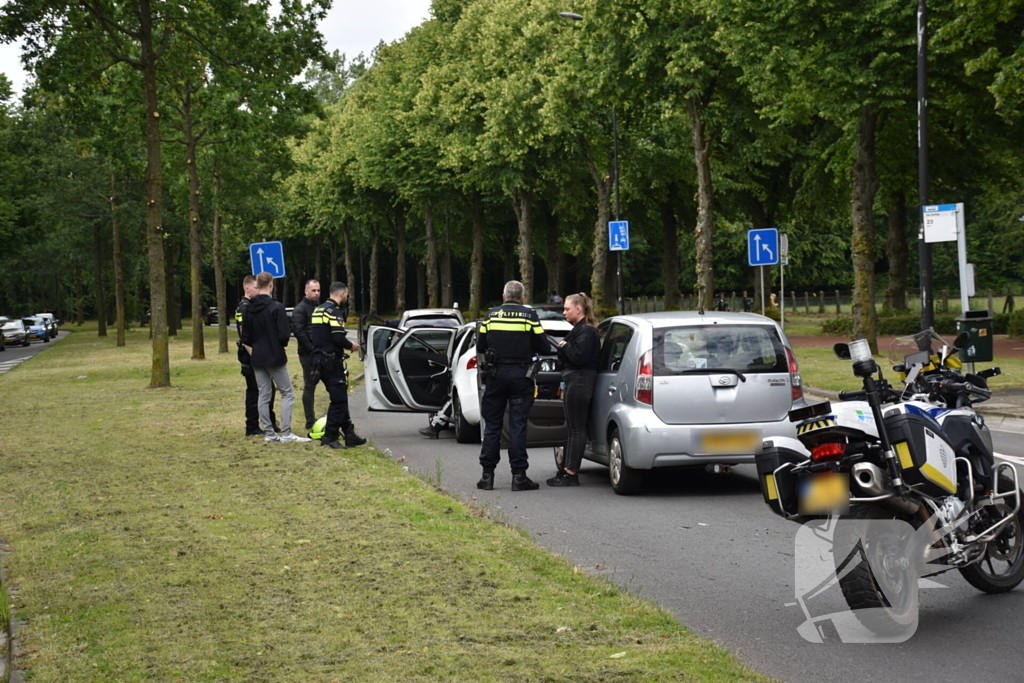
left=936, top=496, right=970, bottom=533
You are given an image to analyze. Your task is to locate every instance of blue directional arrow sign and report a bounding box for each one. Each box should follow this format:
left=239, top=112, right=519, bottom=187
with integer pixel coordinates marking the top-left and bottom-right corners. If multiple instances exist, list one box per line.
left=609, top=220, right=630, bottom=251
left=748, top=228, right=779, bottom=266
left=249, top=241, right=287, bottom=278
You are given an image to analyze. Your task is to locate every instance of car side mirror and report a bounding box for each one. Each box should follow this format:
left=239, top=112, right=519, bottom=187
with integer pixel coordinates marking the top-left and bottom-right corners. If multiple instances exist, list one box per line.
left=953, top=331, right=970, bottom=351
left=832, top=343, right=851, bottom=360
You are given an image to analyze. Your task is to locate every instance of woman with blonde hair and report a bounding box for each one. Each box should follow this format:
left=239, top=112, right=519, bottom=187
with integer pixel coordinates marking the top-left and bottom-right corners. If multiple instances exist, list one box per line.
left=548, top=292, right=600, bottom=487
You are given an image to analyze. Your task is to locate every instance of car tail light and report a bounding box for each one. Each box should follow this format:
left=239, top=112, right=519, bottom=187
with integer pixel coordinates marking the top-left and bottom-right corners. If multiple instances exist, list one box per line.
left=636, top=349, right=653, bottom=405
left=786, top=347, right=803, bottom=400
left=810, top=442, right=846, bottom=463
left=467, top=356, right=477, bottom=370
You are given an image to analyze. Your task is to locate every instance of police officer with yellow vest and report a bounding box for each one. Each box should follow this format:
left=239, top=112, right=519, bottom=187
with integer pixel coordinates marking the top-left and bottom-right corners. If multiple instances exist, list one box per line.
left=310, top=281, right=367, bottom=449
left=476, top=280, right=555, bottom=491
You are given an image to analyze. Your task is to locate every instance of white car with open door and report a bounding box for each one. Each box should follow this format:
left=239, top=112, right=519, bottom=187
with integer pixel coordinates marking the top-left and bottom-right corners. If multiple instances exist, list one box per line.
left=365, top=319, right=569, bottom=448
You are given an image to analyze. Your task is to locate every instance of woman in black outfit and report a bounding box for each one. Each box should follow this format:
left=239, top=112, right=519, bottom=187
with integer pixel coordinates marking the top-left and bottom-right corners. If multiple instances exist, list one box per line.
left=547, top=293, right=601, bottom=487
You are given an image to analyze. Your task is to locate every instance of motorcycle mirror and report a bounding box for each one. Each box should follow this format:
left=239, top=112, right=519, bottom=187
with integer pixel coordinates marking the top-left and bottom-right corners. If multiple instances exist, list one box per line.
left=833, top=342, right=851, bottom=360
left=953, top=331, right=970, bottom=351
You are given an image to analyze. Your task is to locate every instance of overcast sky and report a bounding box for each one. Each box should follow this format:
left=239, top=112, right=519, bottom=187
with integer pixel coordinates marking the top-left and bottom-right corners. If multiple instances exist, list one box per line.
left=0, top=0, right=433, bottom=100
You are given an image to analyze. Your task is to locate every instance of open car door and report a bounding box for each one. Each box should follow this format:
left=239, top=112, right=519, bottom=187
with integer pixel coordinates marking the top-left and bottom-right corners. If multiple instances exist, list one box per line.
left=358, top=314, right=390, bottom=361
left=383, top=327, right=457, bottom=412
left=365, top=325, right=409, bottom=411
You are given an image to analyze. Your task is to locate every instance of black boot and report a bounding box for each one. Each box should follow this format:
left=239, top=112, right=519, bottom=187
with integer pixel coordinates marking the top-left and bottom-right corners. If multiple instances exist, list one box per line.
left=511, top=469, right=539, bottom=491
left=418, top=426, right=441, bottom=440
left=343, top=425, right=367, bottom=447
left=320, top=435, right=347, bottom=449
left=477, top=467, right=495, bottom=490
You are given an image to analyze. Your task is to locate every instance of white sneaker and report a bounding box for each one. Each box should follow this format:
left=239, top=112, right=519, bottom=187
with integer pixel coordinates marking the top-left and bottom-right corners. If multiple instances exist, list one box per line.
left=265, top=433, right=282, bottom=443
left=279, top=432, right=311, bottom=443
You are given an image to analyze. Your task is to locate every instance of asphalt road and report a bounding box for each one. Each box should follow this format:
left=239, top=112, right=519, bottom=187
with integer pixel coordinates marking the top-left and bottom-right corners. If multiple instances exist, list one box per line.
left=352, top=388, right=1024, bottom=683
left=0, top=329, right=69, bottom=374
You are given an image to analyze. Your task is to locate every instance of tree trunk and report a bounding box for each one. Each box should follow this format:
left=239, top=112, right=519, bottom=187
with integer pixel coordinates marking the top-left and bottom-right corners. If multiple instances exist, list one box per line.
left=469, top=193, right=484, bottom=319
left=885, top=190, right=909, bottom=311
left=343, top=223, right=355, bottom=297
left=442, top=205, right=454, bottom=307
left=688, top=97, right=715, bottom=311
left=109, top=173, right=126, bottom=346
left=75, top=269, right=85, bottom=326
left=503, top=227, right=516, bottom=283
left=140, top=0, right=170, bottom=385
left=394, top=207, right=407, bottom=315
left=314, top=239, right=322, bottom=283
left=183, top=88, right=205, bottom=360
left=93, top=222, right=107, bottom=337
left=369, top=224, right=379, bottom=315
left=580, top=135, right=611, bottom=310
left=166, top=244, right=180, bottom=336
left=660, top=191, right=681, bottom=310
left=329, top=234, right=338, bottom=285
left=546, top=215, right=561, bottom=301
left=512, top=190, right=533, bottom=303
left=416, top=262, right=426, bottom=309
left=751, top=202, right=772, bottom=314
left=213, top=163, right=228, bottom=354
left=424, top=203, right=439, bottom=307
left=851, top=106, right=880, bottom=353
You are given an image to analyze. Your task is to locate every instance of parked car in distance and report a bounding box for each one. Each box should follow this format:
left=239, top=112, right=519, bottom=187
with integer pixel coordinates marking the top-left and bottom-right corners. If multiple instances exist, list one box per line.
left=23, top=317, right=50, bottom=343
left=525, top=303, right=567, bottom=321
left=397, top=307, right=465, bottom=330
left=35, top=312, right=58, bottom=338
left=2, top=318, right=29, bottom=347
left=0, top=317, right=7, bottom=351
left=204, top=307, right=219, bottom=326
left=566, top=311, right=807, bottom=495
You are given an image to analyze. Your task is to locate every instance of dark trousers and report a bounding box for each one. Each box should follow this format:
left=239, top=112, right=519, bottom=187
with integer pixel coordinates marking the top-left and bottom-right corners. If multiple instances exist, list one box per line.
left=299, top=353, right=325, bottom=428
left=479, top=366, right=534, bottom=472
left=322, top=366, right=353, bottom=441
left=242, top=365, right=276, bottom=433
left=562, top=371, right=595, bottom=473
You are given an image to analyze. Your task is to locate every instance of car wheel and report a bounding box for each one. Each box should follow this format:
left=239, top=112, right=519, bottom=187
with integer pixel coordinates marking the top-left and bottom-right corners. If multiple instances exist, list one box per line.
left=553, top=445, right=565, bottom=472
left=608, top=428, right=642, bottom=495
left=22, top=338, right=30, bottom=347
left=453, top=391, right=481, bottom=444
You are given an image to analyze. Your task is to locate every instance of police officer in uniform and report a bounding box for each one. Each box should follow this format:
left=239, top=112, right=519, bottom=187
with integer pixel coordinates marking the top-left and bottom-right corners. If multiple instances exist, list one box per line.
left=236, top=274, right=276, bottom=436
left=476, top=280, right=554, bottom=491
left=310, top=281, right=368, bottom=449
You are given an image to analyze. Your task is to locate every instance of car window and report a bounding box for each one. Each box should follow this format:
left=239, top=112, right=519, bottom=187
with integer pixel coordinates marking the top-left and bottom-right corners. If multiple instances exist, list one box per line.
left=599, top=323, right=634, bottom=373
left=652, top=325, right=786, bottom=375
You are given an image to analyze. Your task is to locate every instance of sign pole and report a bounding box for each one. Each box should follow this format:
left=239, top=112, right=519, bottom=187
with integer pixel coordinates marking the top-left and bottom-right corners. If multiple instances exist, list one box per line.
left=780, top=260, right=785, bottom=331
left=760, top=267, right=765, bottom=315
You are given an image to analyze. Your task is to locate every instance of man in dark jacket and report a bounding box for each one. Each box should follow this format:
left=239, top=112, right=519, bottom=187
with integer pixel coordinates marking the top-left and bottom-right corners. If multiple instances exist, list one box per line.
left=240, top=272, right=310, bottom=444
left=291, top=279, right=321, bottom=431
left=236, top=275, right=277, bottom=436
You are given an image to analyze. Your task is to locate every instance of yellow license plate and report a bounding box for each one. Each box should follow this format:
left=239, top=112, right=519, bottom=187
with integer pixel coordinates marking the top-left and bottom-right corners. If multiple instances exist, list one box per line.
left=799, top=473, right=850, bottom=515
left=697, top=430, right=760, bottom=454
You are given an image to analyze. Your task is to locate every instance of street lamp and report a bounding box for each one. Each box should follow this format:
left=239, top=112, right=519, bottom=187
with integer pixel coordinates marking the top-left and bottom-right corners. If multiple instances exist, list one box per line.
left=559, top=11, right=625, bottom=315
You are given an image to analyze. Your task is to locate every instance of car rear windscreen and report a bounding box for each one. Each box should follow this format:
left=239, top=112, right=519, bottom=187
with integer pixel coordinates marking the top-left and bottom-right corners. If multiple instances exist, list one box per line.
left=652, top=325, right=786, bottom=376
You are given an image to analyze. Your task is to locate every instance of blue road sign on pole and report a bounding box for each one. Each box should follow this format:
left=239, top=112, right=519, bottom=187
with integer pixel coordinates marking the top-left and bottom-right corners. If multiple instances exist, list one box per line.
left=609, top=220, right=630, bottom=251
left=249, top=241, right=287, bottom=278
left=747, top=228, right=779, bottom=266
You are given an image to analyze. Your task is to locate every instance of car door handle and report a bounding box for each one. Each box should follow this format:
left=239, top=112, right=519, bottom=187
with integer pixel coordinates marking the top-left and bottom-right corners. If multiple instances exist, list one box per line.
left=608, top=385, right=617, bottom=395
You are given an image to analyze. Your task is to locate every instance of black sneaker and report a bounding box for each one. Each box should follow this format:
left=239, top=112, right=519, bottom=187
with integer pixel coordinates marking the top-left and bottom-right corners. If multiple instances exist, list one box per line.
left=546, top=471, right=580, bottom=487
left=320, top=438, right=347, bottom=450
left=419, top=426, right=440, bottom=440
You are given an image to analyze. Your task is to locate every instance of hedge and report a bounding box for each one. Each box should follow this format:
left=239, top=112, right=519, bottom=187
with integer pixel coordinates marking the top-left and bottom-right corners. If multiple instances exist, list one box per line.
left=820, top=312, right=1010, bottom=338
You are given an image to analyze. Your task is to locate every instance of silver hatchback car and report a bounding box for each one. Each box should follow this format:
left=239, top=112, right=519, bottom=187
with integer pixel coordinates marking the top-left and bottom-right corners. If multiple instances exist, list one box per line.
left=567, top=311, right=807, bottom=494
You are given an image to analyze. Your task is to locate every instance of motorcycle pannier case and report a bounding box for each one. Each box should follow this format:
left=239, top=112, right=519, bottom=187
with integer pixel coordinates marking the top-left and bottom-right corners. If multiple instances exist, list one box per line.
left=882, top=407, right=958, bottom=497
left=756, top=438, right=807, bottom=517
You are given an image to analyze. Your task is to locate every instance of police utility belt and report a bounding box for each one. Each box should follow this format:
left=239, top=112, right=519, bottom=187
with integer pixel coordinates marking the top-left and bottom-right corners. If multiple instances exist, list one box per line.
left=483, top=350, right=539, bottom=380
left=310, top=348, right=348, bottom=382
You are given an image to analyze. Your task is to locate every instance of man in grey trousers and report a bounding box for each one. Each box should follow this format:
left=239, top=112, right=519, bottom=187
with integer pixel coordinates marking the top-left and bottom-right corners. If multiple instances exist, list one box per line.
left=240, top=272, right=310, bottom=444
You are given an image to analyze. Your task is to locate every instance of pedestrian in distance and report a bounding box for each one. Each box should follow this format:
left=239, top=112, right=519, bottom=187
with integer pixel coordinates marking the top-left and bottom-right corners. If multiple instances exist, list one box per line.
left=291, top=278, right=322, bottom=431
left=476, top=280, right=555, bottom=491
left=240, top=272, right=310, bottom=444
left=549, top=290, right=563, bottom=304
left=547, top=292, right=600, bottom=487
left=236, top=274, right=278, bottom=437
left=311, top=281, right=367, bottom=449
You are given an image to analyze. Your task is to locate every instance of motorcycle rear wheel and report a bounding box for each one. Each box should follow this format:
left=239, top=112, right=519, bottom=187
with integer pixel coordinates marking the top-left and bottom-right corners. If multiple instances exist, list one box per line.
left=959, top=476, right=1024, bottom=594
left=833, top=505, right=920, bottom=636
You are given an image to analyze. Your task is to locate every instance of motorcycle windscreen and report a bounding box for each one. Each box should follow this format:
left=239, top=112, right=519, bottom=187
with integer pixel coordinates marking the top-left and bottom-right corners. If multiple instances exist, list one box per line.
left=650, top=324, right=793, bottom=424
left=384, top=327, right=456, bottom=412
left=365, top=325, right=410, bottom=411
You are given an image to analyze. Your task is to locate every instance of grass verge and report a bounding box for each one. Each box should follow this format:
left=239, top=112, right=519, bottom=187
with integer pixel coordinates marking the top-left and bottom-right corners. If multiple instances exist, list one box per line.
left=0, top=323, right=769, bottom=682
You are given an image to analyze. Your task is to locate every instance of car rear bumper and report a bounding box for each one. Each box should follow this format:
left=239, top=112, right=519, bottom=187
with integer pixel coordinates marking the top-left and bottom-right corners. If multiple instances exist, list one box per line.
left=615, top=411, right=800, bottom=470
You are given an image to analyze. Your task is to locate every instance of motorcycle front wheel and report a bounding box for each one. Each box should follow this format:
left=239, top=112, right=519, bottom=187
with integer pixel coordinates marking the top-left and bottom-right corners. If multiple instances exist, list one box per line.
left=833, top=505, right=920, bottom=635
left=959, top=476, right=1024, bottom=593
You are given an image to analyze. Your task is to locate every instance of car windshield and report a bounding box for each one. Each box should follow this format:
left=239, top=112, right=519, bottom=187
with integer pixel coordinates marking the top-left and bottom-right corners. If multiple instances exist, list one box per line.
left=652, top=325, right=786, bottom=376
left=404, top=316, right=461, bottom=329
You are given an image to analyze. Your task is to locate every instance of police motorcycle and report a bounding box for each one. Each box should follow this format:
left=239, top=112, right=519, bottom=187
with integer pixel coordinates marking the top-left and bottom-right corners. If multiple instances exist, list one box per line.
left=756, top=329, right=1024, bottom=632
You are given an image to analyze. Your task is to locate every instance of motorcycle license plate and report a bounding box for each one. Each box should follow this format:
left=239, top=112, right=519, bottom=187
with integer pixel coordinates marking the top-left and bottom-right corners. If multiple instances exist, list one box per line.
left=697, top=430, right=761, bottom=455
left=799, top=473, right=850, bottom=515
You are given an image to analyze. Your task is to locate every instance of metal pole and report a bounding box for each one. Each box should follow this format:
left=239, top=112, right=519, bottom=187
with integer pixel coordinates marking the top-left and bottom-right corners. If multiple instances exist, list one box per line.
left=780, top=261, right=785, bottom=331
left=918, top=0, right=934, bottom=332
left=613, top=107, right=624, bottom=315
left=760, top=267, right=765, bottom=315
